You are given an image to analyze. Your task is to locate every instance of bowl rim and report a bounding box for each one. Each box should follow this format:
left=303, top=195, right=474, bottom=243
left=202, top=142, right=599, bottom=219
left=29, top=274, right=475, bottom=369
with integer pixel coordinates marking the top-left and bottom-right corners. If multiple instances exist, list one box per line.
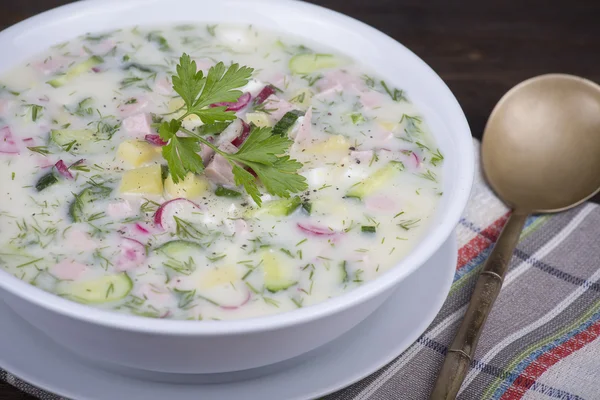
left=0, top=0, right=474, bottom=335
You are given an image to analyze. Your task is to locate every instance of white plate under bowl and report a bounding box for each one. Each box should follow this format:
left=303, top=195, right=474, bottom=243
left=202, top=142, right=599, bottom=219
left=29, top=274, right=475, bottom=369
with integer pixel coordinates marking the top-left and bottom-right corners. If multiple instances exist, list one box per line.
left=0, top=233, right=456, bottom=400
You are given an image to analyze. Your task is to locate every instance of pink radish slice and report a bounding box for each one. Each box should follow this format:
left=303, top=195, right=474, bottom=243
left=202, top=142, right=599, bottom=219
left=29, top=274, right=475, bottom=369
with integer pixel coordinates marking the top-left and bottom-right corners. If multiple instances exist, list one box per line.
left=231, top=120, right=251, bottom=147
left=145, top=134, right=167, bottom=146
left=297, top=223, right=338, bottom=237
left=210, top=92, right=251, bottom=112
left=115, top=237, right=147, bottom=272
left=55, top=160, right=74, bottom=179
left=412, top=151, right=420, bottom=167
left=253, top=85, right=276, bottom=105
left=0, top=126, right=19, bottom=154
left=220, top=290, right=251, bottom=310
left=134, top=223, right=150, bottom=234
left=91, top=67, right=101, bottom=73
left=153, top=198, right=202, bottom=231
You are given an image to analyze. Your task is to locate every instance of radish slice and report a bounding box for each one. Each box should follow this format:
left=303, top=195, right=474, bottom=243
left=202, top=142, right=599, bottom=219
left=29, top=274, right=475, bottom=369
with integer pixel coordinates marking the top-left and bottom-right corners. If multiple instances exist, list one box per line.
left=220, top=289, right=251, bottom=310
left=154, top=198, right=202, bottom=231
left=297, top=223, right=338, bottom=237
left=115, top=237, right=147, bottom=272
left=412, top=151, right=420, bottom=167
left=91, top=67, right=101, bottom=73
left=134, top=223, right=150, bottom=234
left=55, top=160, right=74, bottom=179
left=210, top=92, right=251, bottom=112
left=253, top=85, right=276, bottom=105
left=145, top=134, right=167, bottom=146
left=231, top=120, right=251, bottom=147
left=0, top=126, right=19, bottom=154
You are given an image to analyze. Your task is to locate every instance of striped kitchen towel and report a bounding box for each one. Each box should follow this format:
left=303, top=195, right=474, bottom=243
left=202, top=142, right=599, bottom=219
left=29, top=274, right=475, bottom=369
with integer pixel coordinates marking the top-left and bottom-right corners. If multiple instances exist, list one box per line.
left=2, top=139, right=599, bottom=400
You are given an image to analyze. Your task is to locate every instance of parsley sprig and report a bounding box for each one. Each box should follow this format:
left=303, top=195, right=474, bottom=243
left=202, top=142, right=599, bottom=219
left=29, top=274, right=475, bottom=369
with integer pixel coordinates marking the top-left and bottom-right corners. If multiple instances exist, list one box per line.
left=159, top=54, right=307, bottom=206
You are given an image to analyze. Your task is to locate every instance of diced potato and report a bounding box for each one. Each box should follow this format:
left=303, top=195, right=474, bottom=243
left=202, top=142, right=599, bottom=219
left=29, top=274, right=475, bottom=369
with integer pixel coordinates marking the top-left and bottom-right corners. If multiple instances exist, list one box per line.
left=117, top=140, right=161, bottom=167
left=164, top=172, right=210, bottom=199
left=289, top=88, right=313, bottom=109
left=378, top=121, right=398, bottom=132
left=305, top=135, right=350, bottom=154
left=168, top=98, right=199, bottom=122
left=119, top=164, right=163, bottom=195
left=200, top=265, right=239, bottom=289
left=245, top=112, right=272, bottom=127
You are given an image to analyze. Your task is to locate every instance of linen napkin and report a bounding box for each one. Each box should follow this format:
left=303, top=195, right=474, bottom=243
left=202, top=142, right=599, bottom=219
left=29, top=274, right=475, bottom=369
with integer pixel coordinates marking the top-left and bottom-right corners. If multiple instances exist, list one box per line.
left=2, top=139, right=599, bottom=400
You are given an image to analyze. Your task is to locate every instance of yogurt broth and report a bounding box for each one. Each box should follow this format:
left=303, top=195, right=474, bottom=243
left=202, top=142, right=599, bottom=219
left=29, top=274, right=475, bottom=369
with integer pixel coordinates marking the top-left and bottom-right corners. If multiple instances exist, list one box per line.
left=0, top=24, right=443, bottom=321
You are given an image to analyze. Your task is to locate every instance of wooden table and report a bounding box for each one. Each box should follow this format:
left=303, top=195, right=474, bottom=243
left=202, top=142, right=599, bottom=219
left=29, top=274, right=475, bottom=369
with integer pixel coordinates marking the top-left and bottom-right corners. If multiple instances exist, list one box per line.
left=1, top=1, right=599, bottom=398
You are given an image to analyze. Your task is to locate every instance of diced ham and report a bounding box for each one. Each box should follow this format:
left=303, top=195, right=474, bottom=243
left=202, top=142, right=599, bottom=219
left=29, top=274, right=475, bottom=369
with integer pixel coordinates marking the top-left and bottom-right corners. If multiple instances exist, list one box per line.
left=51, top=260, right=87, bottom=280
left=265, top=95, right=298, bottom=121
left=0, top=126, right=20, bottom=154
left=215, top=119, right=243, bottom=146
left=267, top=72, right=286, bottom=88
left=195, top=58, right=214, bottom=72
left=95, top=39, right=116, bottom=54
left=316, top=70, right=365, bottom=98
left=290, top=107, right=312, bottom=144
left=35, top=156, right=55, bottom=169
left=32, top=57, right=67, bottom=76
left=205, top=142, right=238, bottom=187
left=115, top=238, right=147, bottom=272
left=199, top=136, right=216, bottom=165
left=350, top=150, right=373, bottom=164
left=65, top=228, right=97, bottom=252
left=360, top=91, right=387, bottom=109
left=119, top=97, right=149, bottom=116
left=122, top=113, right=153, bottom=138
left=154, top=77, right=172, bottom=95
left=107, top=200, right=136, bottom=219
left=225, top=218, right=250, bottom=236
left=0, top=99, right=13, bottom=116
left=365, top=194, right=397, bottom=212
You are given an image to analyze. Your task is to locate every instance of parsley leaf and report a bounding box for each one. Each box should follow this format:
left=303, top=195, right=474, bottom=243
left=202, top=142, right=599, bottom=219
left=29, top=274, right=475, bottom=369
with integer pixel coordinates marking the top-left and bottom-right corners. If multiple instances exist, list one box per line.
left=171, top=53, right=253, bottom=124
left=159, top=120, right=204, bottom=183
left=228, top=126, right=307, bottom=205
left=172, top=54, right=205, bottom=108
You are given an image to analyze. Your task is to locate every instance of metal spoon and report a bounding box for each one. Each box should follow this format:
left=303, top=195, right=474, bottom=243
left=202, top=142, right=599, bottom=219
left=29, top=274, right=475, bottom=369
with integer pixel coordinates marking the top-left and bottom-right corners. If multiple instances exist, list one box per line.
left=430, top=74, right=600, bottom=399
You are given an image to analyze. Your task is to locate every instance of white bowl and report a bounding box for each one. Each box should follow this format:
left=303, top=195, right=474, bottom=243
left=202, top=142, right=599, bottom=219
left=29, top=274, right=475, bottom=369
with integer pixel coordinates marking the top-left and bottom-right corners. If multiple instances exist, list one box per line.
left=0, top=0, right=473, bottom=376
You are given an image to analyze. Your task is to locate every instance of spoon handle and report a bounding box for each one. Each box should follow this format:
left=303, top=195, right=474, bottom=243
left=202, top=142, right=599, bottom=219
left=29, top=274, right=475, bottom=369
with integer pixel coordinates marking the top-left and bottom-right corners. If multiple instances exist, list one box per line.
left=429, top=211, right=528, bottom=400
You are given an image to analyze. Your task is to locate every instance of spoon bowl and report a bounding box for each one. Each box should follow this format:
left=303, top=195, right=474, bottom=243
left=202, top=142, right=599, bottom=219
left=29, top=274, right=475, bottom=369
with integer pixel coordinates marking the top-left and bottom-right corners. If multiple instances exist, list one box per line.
left=431, top=73, right=600, bottom=400
left=482, top=74, right=600, bottom=212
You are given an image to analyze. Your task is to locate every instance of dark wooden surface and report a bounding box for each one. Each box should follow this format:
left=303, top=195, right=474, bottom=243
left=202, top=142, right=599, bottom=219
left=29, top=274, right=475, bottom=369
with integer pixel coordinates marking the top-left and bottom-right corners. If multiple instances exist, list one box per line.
left=1, top=1, right=599, bottom=399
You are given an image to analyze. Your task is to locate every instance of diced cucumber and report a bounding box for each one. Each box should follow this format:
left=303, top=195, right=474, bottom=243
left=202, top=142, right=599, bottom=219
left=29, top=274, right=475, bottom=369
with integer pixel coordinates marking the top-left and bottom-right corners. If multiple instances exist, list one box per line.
left=58, top=273, right=132, bottom=304
left=340, top=261, right=349, bottom=283
left=215, top=186, right=242, bottom=198
left=35, top=172, right=59, bottom=192
left=272, top=110, right=304, bottom=136
left=301, top=201, right=312, bottom=215
left=361, top=225, right=377, bottom=233
left=350, top=113, right=365, bottom=124
left=47, top=56, right=104, bottom=88
left=245, top=112, right=272, bottom=128
left=249, top=196, right=302, bottom=218
left=155, top=240, right=203, bottom=260
left=51, top=129, right=99, bottom=154
left=289, top=53, right=345, bottom=74
left=262, top=251, right=297, bottom=293
left=345, top=161, right=405, bottom=200
left=69, top=185, right=112, bottom=222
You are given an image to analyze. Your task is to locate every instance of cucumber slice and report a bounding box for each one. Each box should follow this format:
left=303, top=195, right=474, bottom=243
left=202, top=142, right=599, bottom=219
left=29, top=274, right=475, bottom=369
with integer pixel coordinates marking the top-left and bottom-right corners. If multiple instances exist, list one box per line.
left=155, top=240, right=203, bottom=260
left=35, top=172, right=59, bottom=192
left=361, top=225, right=376, bottom=233
left=47, top=55, right=104, bottom=88
left=51, top=129, right=100, bottom=154
left=249, top=196, right=302, bottom=218
left=69, top=185, right=112, bottom=222
left=345, top=161, right=405, bottom=200
left=301, top=201, right=312, bottom=215
left=58, top=273, right=132, bottom=304
left=289, top=53, right=345, bottom=74
left=272, top=110, right=304, bottom=136
left=262, top=251, right=297, bottom=293
left=215, top=186, right=242, bottom=198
